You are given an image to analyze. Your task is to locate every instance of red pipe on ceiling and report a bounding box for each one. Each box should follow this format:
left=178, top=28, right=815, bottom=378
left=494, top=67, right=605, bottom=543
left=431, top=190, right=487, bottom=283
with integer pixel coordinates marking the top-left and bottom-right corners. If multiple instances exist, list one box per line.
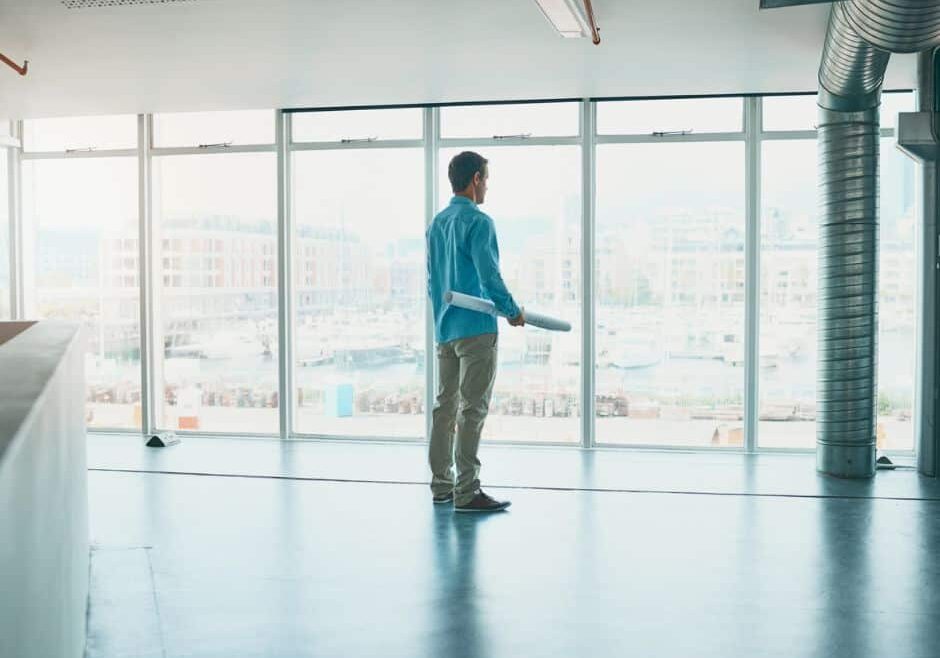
left=0, top=53, right=28, bottom=76
left=583, top=0, right=601, bottom=45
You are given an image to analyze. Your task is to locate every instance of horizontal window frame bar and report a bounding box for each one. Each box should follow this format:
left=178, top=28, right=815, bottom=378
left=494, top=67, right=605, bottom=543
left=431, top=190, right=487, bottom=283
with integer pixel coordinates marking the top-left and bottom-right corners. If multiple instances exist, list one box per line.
left=22, top=148, right=138, bottom=159
left=594, top=441, right=757, bottom=453
left=283, top=90, right=915, bottom=115
left=759, top=128, right=897, bottom=140
left=596, top=132, right=745, bottom=144
left=87, top=427, right=146, bottom=435
left=759, top=130, right=818, bottom=140
left=151, top=428, right=281, bottom=439
left=288, top=138, right=424, bottom=151
left=290, top=432, right=426, bottom=444
left=754, top=445, right=914, bottom=455
left=591, top=88, right=913, bottom=103
left=285, top=97, right=584, bottom=114
left=150, top=144, right=276, bottom=156
left=290, top=431, right=582, bottom=448
left=750, top=445, right=817, bottom=454
left=438, top=136, right=582, bottom=147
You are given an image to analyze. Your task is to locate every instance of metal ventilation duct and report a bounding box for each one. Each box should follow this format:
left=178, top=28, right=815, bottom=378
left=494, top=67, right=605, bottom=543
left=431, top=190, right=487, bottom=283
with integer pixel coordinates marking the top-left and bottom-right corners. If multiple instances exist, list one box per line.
left=818, top=2, right=890, bottom=111
left=816, top=0, right=940, bottom=478
left=843, top=0, right=940, bottom=53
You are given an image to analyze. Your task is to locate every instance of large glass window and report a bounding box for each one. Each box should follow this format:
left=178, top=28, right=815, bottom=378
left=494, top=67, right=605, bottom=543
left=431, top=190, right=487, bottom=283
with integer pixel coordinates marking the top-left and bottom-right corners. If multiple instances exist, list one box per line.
left=759, top=140, right=817, bottom=448
left=763, top=91, right=911, bottom=132
left=762, top=95, right=817, bottom=132
left=292, top=109, right=422, bottom=143
left=595, top=142, right=745, bottom=447
left=23, top=156, right=141, bottom=430
left=880, top=91, right=911, bottom=130
left=438, top=145, right=582, bottom=443
left=759, top=92, right=917, bottom=451
left=153, top=152, right=278, bottom=434
left=878, top=137, right=916, bottom=451
left=153, top=110, right=274, bottom=148
left=13, top=98, right=919, bottom=450
left=23, top=115, right=137, bottom=152
left=291, top=147, right=425, bottom=438
left=441, top=103, right=579, bottom=139
left=597, top=98, right=743, bottom=135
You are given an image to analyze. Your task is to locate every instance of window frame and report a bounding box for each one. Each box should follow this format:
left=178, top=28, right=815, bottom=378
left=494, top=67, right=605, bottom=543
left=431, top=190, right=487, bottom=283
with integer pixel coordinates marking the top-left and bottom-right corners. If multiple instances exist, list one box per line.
left=4, top=94, right=916, bottom=455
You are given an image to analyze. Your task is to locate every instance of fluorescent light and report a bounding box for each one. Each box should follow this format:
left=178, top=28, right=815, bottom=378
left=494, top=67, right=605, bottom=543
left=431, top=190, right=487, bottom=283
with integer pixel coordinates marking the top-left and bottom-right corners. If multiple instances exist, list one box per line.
left=533, top=0, right=591, bottom=39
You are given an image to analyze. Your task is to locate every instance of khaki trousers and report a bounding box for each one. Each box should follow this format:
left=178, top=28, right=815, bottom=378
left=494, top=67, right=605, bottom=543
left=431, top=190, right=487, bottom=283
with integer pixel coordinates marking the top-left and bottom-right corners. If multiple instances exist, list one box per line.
left=428, top=333, right=498, bottom=505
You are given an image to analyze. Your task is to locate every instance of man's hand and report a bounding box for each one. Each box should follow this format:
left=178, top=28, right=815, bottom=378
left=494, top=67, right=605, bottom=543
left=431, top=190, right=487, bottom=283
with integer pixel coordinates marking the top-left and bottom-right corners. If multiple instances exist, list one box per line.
left=508, top=308, right=525, bottom=327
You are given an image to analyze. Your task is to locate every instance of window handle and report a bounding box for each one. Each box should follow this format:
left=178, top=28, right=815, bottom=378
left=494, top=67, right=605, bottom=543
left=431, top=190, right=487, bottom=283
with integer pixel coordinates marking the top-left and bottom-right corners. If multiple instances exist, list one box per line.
left=198, top=141, right=232, bottom=148
left=651, top=129, right=693, bottom=137
left=493, top=133, right=532, bottom=140
left=340, top=137, right=378, bottom=144
left=65, top=146, right=96, bottom=153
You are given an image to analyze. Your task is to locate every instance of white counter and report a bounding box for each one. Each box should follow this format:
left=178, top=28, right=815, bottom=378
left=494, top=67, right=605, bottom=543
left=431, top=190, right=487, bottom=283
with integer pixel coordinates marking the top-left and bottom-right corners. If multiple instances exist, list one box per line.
left=0, top=321, right=88, bottom=658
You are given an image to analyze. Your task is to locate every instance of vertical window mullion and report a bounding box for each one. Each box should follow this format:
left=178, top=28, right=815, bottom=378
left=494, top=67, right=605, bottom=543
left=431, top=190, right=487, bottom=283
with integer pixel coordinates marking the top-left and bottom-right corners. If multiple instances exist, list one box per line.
left=138, top=114, right=155, bottom=436
left=277, top=110, right=293, bottom=440
left=744, top=97, right=762, bottom=453
left=581, top=99, right=596, bottom=449
left=424, top=106, right=439, bottom=444
left=10, top=121, right=23, bottom=319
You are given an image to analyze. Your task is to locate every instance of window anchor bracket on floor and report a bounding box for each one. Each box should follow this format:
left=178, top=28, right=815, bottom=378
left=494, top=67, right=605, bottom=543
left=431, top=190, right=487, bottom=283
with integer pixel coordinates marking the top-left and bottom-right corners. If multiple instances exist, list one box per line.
left=146, top=431, right=181, bottom=448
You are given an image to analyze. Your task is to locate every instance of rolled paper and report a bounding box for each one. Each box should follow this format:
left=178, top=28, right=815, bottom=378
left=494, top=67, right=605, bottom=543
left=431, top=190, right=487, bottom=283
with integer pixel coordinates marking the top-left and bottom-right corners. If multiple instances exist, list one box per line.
left=444, top=291, right=572, bottom=332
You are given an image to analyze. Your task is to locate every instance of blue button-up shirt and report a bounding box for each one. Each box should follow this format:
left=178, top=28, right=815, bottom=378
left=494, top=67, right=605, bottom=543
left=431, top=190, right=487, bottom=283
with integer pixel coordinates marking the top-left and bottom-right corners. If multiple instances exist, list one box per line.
left=426, top=196, right=521, bottom=344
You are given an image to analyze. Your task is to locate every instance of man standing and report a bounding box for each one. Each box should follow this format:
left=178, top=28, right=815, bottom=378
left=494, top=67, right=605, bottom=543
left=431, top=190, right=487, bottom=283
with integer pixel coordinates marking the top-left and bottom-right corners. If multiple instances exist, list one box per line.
left=426, top=151, right=525, bottom=513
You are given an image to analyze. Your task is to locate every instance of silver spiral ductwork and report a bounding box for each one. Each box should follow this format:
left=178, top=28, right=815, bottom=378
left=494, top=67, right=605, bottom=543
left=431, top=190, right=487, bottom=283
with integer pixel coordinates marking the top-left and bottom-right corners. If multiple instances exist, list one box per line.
left=815, top=105, right=881, bottom=477
left=818, top=3, right=890, bottom=111
left=843, top=0, right=940, bottom=53
left=816, top=1, right=940, bottom=477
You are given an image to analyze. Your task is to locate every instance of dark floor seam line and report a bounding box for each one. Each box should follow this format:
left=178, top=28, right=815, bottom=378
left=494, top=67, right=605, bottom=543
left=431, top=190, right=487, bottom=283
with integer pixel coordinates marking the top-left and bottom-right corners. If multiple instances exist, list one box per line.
left=87, top=467, right=940, bottom=503
left=144, top=547, right=168, bottom=658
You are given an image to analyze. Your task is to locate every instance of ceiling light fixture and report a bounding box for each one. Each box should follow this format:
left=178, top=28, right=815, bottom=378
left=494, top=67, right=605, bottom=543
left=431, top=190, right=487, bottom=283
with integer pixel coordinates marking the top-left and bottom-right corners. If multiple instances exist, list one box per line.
left=533, top=0, right=601, bottom=44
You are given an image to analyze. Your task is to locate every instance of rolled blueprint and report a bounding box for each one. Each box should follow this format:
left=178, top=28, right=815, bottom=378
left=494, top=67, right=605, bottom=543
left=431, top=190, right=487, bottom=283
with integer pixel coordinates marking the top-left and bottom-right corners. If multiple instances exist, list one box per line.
left=444, top=291, right=572, bottom=332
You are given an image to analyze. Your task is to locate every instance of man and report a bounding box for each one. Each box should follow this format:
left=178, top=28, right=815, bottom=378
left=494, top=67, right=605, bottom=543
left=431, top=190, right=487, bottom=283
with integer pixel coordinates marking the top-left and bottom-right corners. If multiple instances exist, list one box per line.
left=426, top=151, right=525, bottom=513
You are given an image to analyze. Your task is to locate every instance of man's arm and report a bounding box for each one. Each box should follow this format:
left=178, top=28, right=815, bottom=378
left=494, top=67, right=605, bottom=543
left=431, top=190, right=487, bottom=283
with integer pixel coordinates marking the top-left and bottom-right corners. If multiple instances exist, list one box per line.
left=468, top=215, right=522, bottom=320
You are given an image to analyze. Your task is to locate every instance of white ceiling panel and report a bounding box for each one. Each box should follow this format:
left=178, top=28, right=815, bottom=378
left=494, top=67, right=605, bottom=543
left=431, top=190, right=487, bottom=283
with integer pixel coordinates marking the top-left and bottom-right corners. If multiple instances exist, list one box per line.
left=0, top=0, right=917, bottom=119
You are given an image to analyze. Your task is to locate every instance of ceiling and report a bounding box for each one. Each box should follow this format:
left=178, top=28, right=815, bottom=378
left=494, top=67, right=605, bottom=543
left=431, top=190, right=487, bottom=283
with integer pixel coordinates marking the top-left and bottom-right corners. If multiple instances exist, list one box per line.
left=0, top=0, right=918, bottom=119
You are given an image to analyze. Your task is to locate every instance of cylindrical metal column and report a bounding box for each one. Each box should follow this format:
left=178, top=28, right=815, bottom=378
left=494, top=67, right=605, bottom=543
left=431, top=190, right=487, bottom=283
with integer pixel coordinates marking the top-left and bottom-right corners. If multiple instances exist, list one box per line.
left=816, top=105, right=881, bottom=478
left=812, top=0, right=940, bottom=477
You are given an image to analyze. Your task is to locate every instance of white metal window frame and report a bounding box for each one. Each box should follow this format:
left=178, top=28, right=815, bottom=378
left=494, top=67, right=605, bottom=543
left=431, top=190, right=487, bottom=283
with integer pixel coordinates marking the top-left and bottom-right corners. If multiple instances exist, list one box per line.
left=432, top=102, right=584, bottom=448
left=284, top=109, right=426, bottom=442
left=755, top=91, right=911, bottom=456
left=5, top=95, right=916, bottom=456
left=5, top=121, right=21, bottom=320
left=591, top=97, right=750, bottom=451
left=146, top=112, right=280, bottom=438
left=18, top=120, right=145, bottom=436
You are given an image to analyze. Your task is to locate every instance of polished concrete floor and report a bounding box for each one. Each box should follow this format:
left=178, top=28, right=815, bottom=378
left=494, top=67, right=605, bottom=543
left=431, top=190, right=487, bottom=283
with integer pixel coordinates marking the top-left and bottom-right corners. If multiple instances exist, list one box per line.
left=85, top=436, right=940, bottom=658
